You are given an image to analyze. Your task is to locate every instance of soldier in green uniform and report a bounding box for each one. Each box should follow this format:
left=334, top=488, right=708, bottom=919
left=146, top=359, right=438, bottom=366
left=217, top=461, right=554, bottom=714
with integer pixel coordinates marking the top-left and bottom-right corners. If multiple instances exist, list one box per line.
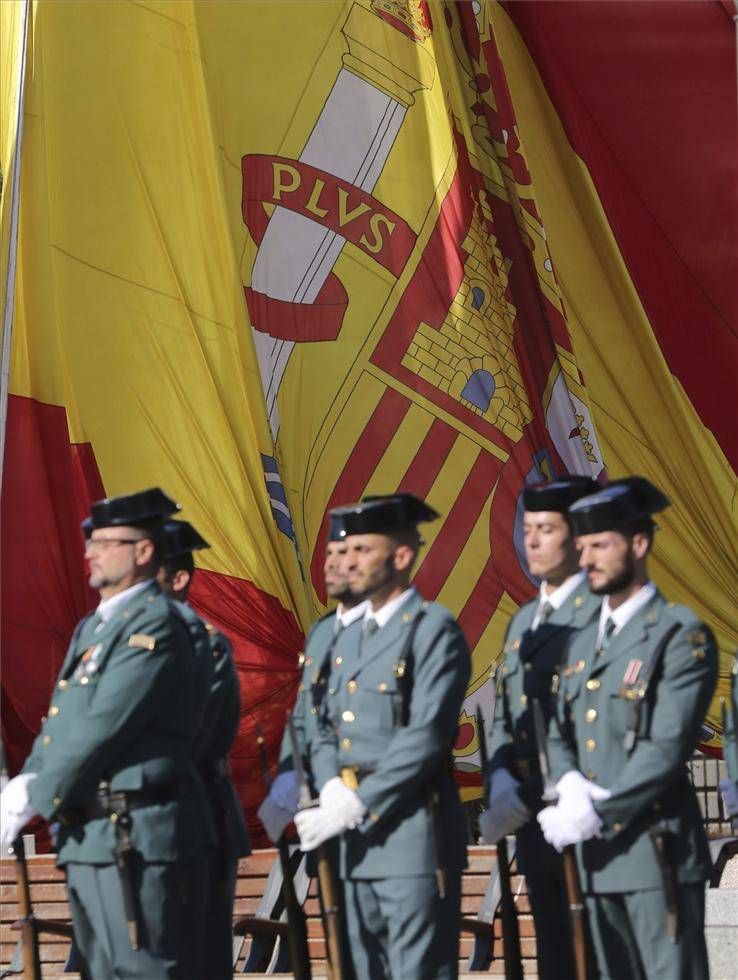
left=0, top=488, right=213, bottom=979
left=156, top=518, right=250, bottom=980
left=719, top=651, right=738, bottom=827
left=295, top=494, right=471, bottom=980
left=538, top=477, right=718, bottom=980
left=257, top=512, right=367, bottom=841
left=482, top=474, right=599, bottom=980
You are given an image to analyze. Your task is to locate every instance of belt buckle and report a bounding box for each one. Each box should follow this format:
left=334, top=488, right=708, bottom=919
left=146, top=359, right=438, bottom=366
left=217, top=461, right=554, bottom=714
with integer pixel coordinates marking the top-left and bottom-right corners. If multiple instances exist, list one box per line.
left=340, top=766, right=359, bottom=790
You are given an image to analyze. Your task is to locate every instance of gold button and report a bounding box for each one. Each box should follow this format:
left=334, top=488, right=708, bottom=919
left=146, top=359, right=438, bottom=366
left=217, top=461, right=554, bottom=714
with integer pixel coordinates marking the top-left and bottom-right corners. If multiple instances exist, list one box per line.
left=586, top=679, right=600, bottom=691
left=335, top=656, right=343, bottom=666
left=370, top=812, right=380, bottom=823
left=347, top=681, right=358, bottom=693
left=298, top=684, right=305, bottom=693
left=585, top=709, right=597, bottom=723
left=110, top=812, right=118, bottom=823
left=298, top=652, right=306, bottom=666
left=378, top=682, right=388, bottom=692
left=402, top=612, right=411, bottom=623
left=122, top=611, right=130, bottom=619
left=58, top=680, right=68, bottom=690
left=524, top=662, right=532, bottom=672
left=49, top=706, right=60, bottom=717
left=565, top=693, right=573, bottom=702
left=42, top=735, right=52, bottom=746
left=80, top=676, right=90, bottom=685
left=585, top=738, right=596, bottom=752
left=613, top=822, right=623, bottom=832
left=328, top=687, right=336, bottom=695
left=520, top=695, right=528, bottom=707
left=53, top=796, right=61, bottom=807
left=310, top=707, right=317, bottom=715
left=342, top=710, right=356, bottom=723
left=341, top=737, right=351, bottom=750
left=586, top=771, right=597, bottom=781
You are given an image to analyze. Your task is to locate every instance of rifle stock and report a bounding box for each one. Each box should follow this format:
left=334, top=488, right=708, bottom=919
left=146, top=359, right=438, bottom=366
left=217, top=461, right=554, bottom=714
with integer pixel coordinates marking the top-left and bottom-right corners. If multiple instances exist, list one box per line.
left=530, top=698, right=588, bottom=980
left=476, top=706, right=523, bottom=980
left=255, top=725, right=312, bottom=980
left=11, top=835, right=42, bottom=980
left=277, top=838, right=313, bottom=980
left=314, top=844, right=347, bottom=980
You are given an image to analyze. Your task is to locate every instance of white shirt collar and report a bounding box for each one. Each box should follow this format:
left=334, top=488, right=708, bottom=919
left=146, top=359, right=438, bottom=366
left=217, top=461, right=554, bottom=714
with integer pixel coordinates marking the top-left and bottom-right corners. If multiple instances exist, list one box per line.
left=364, top=587, right=415, bottom=630
left=531, top=571, right=586, bottom=631
left=597, top=581, right=656, bottom=642
left=335, top=600, right=369, bottom=630
left=96, top=579, right=154, bottom=623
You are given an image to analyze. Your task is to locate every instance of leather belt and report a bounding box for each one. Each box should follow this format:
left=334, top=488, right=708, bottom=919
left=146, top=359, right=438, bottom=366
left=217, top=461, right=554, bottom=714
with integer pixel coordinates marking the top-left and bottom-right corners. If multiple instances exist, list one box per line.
left=57, top=781, right=188, bottom=827
left=199, top=757, right=230, bottom=782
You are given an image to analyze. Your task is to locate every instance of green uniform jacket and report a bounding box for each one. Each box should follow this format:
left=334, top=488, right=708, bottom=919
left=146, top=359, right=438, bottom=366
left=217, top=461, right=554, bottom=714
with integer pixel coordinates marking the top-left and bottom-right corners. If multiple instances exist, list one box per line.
left=24, top=581, right=213, bottom=865
left=311, top=590, right=471, bottom=880
left=488, top=577, right=600, bottom=872
left=549, top=589, right=717, bottom=893
left=176, top=602, right=250, bottom=859
left=278, top=611, right=338, bottom=778
left=723, top=652, right=738, bottom=784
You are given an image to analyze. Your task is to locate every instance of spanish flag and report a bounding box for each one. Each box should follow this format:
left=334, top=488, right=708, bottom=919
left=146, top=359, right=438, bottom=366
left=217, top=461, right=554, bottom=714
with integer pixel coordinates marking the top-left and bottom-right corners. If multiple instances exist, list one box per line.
left=2, top=1, right=734, bottom=835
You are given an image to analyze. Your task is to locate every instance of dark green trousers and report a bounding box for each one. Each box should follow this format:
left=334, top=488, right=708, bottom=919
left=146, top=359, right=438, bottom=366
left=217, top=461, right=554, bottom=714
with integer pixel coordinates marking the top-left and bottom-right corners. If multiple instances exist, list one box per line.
left=526, top=868, right=577, bottom=980
left=66, top=859, right=205, bottom=979
left=585, top=884, right=708, bottom=980
left=202, top=844, right=238, bottom=980
left=344, top=872, right=461, bottom=980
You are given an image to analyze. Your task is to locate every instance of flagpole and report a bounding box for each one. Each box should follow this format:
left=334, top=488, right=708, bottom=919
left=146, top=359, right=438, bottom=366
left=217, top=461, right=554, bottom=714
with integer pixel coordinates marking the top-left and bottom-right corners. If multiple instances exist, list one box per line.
left=0, top=0, right=30, bottom=493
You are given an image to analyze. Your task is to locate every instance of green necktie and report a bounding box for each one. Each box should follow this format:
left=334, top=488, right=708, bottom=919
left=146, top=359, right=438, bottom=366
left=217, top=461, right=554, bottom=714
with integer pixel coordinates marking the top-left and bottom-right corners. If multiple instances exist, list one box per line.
left=538, top=601, right=554, bottom=625
left=598, top=617, right=616, bottom=657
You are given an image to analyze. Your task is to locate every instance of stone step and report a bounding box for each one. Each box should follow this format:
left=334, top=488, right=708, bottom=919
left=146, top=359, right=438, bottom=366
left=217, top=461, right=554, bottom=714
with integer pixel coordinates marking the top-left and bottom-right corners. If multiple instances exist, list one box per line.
left=706, top=888, right=738, bottom=980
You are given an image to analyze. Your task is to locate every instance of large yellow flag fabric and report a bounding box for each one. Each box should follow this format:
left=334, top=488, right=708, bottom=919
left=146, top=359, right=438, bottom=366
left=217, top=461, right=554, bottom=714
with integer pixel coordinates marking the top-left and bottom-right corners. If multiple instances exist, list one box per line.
left=1, top=1, right=735, bottom=834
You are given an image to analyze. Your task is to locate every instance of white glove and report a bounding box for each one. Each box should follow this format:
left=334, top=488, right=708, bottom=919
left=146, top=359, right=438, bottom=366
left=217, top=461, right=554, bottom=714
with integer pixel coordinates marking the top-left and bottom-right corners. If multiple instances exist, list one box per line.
left=537, top=804, right=582, bottom=851
left=257, top=795, right=294, bottom=844
left=319, top=776, right=361, bottom=809
left=270, top=771, right=301, bottom=812
left=537, top=770, right=611, bottom=852
left=556, top=770, right=611, bottom=819
left=0, top=773, right=37, bottom=848
left=479, top=769, right=531, bottom=843
left=720, top=778, right=738, bottom=817
left=295, top=791, right=367, bottom=852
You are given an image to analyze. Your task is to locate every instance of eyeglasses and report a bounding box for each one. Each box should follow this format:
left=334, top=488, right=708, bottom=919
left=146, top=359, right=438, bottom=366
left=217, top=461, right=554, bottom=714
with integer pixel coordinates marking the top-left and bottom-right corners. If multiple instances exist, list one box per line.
left=84, top=537, right=143, bottom=552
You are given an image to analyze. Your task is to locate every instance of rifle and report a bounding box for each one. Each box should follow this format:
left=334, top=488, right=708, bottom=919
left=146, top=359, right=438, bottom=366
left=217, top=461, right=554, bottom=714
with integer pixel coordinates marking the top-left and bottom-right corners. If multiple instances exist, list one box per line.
left=10, top=835, right=42, bottom=980
left=287, top=717, right=348, bottom=980
left=530, top=698, right=588, bottom=980
left=476, top=706, right=523, bottom=980
left=255, top=724, right=312, bottom=980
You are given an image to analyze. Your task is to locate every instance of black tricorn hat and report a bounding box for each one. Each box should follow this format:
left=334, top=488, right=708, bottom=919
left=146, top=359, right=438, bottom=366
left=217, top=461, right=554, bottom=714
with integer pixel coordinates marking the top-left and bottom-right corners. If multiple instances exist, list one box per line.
left=568, top=476, right=669, bottom=536
left=522, top=475, right=599, bottom=515
left=327, top=511, right=347, bottom=543
left=329, top=493, right=440, bottom=538
left=89, top=487, right=180, bottom=530
left=81, top=517, right=93, bottom=539
left=162, top=520, right=210, bottom=559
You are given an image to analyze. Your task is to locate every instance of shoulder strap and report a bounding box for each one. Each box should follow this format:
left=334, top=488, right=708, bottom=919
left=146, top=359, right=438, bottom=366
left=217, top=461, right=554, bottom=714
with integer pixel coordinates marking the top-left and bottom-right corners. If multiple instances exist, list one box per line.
left=395, top=609, right=427, bottom=727
left=624, top=621, right=681, bottom=753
